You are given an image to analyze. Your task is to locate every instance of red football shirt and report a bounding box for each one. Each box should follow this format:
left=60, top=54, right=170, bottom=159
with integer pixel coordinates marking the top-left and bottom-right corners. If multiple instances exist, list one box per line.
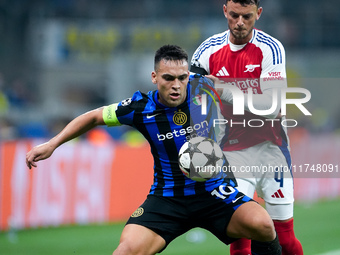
left=191, top=29, right=287, bottom=151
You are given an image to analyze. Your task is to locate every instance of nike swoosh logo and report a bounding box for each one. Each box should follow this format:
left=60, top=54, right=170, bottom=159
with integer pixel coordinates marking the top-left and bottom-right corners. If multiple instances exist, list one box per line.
left=146, top=113, right=162, bottom=119
left=232, top=195, right=244, bottom=203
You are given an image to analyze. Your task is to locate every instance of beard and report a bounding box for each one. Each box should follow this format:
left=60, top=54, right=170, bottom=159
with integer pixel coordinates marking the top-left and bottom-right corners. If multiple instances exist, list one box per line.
left=230, top=25, right=254, bottom=42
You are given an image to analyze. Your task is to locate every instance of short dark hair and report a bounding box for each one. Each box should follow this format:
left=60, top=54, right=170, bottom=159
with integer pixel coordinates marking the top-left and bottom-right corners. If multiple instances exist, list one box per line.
left=154, top=45, right=188, bottom=71
left=226, top=0, right=260, bottom=7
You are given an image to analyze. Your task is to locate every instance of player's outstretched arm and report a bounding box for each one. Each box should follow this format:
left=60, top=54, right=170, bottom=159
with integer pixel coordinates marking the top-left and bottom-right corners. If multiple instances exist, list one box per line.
left=26, top=107, right=105, bottom=169
left=206, top=75, right=281, bottom=119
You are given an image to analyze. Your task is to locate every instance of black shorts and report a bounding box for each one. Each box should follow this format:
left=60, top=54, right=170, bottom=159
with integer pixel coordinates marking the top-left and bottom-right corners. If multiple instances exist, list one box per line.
left=126, top=186, right=253, bottom=251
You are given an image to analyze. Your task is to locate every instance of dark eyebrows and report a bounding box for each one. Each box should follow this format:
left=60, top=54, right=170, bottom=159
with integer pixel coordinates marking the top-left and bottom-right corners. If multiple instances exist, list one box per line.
left=177, top=74, right=189, bottom=80
left=229, top=10, right=254, bottom=18
left=161, top=73, right=188, bottom=81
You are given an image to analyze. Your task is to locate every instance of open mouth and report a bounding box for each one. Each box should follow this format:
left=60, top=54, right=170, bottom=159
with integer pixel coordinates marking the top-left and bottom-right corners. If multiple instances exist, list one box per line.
left=170, top=93, right=180, bottom=100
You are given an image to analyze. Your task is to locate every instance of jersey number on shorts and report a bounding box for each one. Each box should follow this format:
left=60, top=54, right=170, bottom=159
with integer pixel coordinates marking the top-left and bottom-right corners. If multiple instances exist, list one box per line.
left=274, top=167, right=284, bottom=187
left=211, top=185, right=236, bottom=200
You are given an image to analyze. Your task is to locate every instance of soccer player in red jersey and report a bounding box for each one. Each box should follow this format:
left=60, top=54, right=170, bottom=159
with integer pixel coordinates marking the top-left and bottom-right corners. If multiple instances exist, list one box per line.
left=191, top=1, right=303, bottom=254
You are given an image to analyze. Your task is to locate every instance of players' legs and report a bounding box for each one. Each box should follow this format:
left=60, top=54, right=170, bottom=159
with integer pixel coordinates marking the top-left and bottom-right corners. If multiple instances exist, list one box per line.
left=230, top=239, right=251, bottom=255
left=256, top=141, right=303, bottom=254
left=225, top=144, right=257, bottom=255
left=227, top=201, right=281, bottom=255
left=266, top=203, right=303, bottom=255
left=227, top=201, right=274, bottom=240
left=234, top=178, right=256, bottom=198
left=113, top=224, right=166, bottom=255
left=259, top=171, right=303, bottom=253
left=229, top=178, right=255, bottom=255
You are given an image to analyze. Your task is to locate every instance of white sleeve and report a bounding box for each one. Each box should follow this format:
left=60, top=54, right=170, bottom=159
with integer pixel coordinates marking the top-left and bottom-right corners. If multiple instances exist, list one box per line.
left=220, top=86, right=280, bottom=119
left=239, top=37, right=286, bottom=119
left=260, top=38, right=287, bottom=92
left=190, top=40, right=211, bottom=75
left=244, top=89, right=281, bottom=119
left=190, top=31, right=228, bottom=75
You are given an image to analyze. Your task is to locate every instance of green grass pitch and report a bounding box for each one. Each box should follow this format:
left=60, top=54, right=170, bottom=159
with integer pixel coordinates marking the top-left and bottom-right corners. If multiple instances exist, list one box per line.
left=1, top=199, right=340, bottom=255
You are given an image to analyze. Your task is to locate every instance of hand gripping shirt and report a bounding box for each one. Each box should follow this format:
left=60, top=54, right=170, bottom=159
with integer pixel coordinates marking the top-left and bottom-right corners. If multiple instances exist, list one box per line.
left=190, top=29, right=289, bottom=151
left=103, top=74, right=237, bottom=197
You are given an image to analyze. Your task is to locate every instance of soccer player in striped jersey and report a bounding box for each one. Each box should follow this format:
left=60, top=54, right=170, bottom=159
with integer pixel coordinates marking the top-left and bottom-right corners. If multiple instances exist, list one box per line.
left=190, top=1, right=303, bottom=254
left=26, top=45, right=282, bottom=254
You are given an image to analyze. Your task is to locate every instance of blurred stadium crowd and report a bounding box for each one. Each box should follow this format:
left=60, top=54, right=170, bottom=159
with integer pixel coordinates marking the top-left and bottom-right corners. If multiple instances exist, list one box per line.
left=0, top=0, right=340, bottom=141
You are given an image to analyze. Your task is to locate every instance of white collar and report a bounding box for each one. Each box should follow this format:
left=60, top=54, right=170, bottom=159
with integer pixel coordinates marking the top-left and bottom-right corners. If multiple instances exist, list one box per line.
left=228, top=30, right=255, bottom=51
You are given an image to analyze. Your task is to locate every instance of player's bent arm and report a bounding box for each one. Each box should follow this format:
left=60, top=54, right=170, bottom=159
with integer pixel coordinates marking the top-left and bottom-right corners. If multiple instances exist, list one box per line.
left=208, top=75, right=280, bottom=119
left=50, top=107, right=106, bottom=147
left=244, top=89, right=281, bottom=119
left=219, top=87, right=281, bottom=119
left=26, top=107, right=107, bottom=169
left=216, top=89, right=281, bottom=120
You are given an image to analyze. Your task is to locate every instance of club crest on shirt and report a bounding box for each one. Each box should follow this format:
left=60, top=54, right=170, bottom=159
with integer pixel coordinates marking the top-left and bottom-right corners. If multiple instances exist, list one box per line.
left=131, top=207, right=144, bottom=217
left=173, top=110, right=187, bottom=126
left=244, top=64, right=260, bottom=72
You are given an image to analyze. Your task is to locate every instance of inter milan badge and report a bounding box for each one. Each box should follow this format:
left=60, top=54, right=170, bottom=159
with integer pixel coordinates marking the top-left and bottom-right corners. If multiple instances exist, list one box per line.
left=131, top=207, right=144, bottom=218
left=173, top=110, right=187, bottom=126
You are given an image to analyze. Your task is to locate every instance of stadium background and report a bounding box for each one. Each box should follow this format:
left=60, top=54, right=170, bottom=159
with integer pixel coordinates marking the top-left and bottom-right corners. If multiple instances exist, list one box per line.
left=1, top=0, right=340, bottom=254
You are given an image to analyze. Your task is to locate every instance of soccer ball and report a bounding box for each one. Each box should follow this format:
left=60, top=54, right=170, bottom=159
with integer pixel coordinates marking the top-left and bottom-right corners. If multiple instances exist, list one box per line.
left=178, top=136, right=225, bottom=182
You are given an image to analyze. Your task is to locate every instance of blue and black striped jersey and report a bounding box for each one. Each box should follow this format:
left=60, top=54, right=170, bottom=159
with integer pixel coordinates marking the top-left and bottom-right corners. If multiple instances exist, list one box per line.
left=104, top=74, right=236, bottom=197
